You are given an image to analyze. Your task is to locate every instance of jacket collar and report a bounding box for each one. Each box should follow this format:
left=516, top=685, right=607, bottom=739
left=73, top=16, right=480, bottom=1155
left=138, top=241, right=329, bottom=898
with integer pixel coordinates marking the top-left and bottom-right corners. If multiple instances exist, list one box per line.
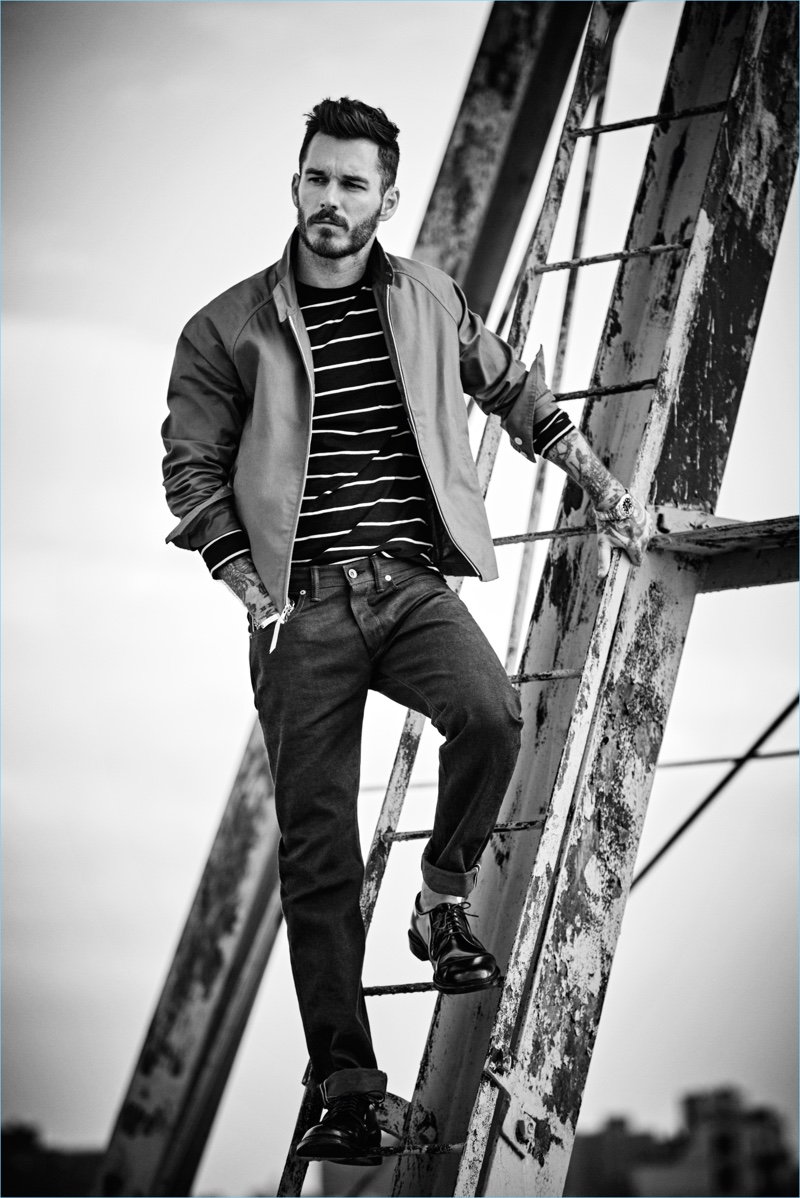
left=270, top=230, right=394, bottom=321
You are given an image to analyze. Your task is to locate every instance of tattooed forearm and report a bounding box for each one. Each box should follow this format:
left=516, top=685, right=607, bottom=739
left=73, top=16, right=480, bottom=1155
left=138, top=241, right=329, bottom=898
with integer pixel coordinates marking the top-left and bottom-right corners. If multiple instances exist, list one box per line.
left=217, top=554, right=277, bottom=625
left=543, top=428, right=626, bottom=510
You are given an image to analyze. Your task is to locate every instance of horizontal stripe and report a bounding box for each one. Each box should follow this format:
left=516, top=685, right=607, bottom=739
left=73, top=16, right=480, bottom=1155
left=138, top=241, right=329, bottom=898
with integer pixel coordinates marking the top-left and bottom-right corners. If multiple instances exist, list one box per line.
left=306, top=471, right=360, bottom=479
left=299, top=293, right=359, bottom=311
left=309, top=449, right=377, bottom=457
left=303, top=479, right=423, bottom=499
left=338, top=474, right=421, bottom=487
left=315, top=379, right=397, bottom=399
left=313, top=403, right=401, bottom=420
left=305, top=309, right=375, bottom=332
left=315, top=330, right=384, bottom=350
left=297, top=497, right=426, bottom=518
left=310, top=425, right=399, bottom=437
left=294, top=518, right=427, bottom=543
left=314, top=355, right=390, bottom=374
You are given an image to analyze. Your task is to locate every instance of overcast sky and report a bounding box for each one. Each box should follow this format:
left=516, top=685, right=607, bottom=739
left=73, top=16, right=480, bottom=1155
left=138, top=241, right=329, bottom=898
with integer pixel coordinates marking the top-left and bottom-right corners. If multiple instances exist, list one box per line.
left=3, top=3, right=797, bottom=1195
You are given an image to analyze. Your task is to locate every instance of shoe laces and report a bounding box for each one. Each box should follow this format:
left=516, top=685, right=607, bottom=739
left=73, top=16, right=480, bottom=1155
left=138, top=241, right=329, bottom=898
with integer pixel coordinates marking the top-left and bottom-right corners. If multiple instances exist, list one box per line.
left=327, top=1093, right=379, bottom=1119
left=430, top=901, right=475, bottom=954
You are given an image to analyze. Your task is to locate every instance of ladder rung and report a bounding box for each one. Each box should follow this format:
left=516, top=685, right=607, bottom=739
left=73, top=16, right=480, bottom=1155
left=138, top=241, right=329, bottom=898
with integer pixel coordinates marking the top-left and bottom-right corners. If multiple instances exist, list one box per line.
left=509, top=670, right=582, bottom=683
left=494, top=526, right=589, bottom=547
left=534, top=241, right=689, bottom=275
left=363, top=981, right=437, bottom=996
left=364, top=977, right=503, bottom=997
left=554, top=377, right=658, bottom=401
left=571, top=99, right=729, bottom=138
left=383, top=818, right=545, bottom=845
left=376, top=1142, right=466, bottom=1156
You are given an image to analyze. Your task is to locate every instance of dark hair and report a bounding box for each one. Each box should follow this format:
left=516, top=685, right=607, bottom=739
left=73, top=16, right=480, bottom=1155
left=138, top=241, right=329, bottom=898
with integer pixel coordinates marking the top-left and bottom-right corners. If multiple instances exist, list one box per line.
left=299, top=97, right=400, bottom=192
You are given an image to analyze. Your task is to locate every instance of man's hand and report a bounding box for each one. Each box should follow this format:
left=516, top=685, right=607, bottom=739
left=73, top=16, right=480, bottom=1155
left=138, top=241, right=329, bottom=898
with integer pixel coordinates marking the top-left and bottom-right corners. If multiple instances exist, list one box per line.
left=594, top=494, right=652, bottom=579
left=217, top=554, right=278, bottom=627
left=543, top=428, right=652, bottom=578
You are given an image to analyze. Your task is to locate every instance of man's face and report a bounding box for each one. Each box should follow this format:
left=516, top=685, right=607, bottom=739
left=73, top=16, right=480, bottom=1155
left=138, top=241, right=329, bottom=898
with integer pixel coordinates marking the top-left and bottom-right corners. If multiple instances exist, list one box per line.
left=292, top=133, right=399, bottom=261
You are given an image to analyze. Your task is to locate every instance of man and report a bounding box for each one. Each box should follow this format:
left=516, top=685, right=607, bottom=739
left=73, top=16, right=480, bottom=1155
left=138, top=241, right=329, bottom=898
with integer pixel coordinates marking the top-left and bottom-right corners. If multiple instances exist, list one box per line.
left=162, top=97, right=651, bottom=1165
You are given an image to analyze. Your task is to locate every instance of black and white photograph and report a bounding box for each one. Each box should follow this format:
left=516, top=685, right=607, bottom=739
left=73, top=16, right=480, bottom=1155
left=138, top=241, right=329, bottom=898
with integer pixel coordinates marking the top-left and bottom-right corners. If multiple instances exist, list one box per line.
left=3, top=3, right=798, bottom=1196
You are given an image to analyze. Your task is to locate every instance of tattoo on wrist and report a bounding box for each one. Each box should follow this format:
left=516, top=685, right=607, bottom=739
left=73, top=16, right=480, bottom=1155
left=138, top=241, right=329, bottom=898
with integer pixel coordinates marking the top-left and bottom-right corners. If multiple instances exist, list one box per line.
left=544, top=429, right=626, bottom=509
left=217, top=555, right=276, bottom=622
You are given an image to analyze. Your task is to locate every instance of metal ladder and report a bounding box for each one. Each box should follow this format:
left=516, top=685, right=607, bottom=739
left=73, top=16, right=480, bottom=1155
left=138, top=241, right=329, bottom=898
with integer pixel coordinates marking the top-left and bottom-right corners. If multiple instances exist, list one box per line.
left=94, top=4, right=798, bottom=1195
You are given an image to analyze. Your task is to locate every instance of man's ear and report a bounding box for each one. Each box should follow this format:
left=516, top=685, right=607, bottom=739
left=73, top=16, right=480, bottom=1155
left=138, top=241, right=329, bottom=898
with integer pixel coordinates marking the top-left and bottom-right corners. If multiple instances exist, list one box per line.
left=379, top=185, right=400, bottom=223
left=291, top=173, right=300, bottom=209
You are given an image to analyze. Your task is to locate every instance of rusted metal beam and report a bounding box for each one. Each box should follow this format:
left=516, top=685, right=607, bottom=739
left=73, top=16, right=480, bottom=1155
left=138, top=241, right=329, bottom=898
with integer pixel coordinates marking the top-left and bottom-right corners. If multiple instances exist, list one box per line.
left=459, top=549, right=704, bottom=1196
left=699, top=543, right=799, bottom=590
left=456, top=4, right=800, bottom=1194
left=393, top=4, right=798, bottom=1195
left=94, top=723, right=282, bottom=1196
left=414, top=1, right=592, bottom=316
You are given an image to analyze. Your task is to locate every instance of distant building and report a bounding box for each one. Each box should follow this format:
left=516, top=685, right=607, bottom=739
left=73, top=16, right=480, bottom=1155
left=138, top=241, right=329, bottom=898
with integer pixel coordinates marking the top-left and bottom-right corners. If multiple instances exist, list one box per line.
left=565, top=1087, right=798, bottom=1197
left=1, top=1123, right=102, bottom=1197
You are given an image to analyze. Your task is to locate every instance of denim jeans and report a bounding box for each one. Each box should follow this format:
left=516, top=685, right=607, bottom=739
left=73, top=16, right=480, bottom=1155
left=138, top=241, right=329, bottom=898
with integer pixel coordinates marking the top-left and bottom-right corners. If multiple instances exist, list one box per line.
left=249, top=556, right=523, bottom=1100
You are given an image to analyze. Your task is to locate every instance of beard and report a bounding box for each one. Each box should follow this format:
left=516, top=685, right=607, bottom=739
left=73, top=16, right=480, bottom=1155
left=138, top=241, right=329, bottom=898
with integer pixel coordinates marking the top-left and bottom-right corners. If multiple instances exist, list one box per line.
left=297, top=203, right=383, bottom=260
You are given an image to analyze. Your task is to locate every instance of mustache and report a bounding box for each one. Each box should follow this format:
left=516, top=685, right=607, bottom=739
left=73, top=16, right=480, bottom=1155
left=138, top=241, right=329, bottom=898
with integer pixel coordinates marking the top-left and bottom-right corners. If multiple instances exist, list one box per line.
left=310, top=210, right=347, bottom=228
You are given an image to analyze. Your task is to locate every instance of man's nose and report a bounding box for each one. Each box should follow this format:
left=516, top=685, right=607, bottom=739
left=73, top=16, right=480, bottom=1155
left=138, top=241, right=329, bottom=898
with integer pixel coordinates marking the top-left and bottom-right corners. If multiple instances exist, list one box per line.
left=318, top=182, right=341, bottom=208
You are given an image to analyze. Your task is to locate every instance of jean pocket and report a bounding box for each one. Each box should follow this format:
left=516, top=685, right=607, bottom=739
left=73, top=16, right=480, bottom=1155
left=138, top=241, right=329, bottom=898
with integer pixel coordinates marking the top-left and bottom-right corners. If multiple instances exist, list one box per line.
left=249, top=591, right=308, bottom=639
left=285, top=590, right=309, bottom=623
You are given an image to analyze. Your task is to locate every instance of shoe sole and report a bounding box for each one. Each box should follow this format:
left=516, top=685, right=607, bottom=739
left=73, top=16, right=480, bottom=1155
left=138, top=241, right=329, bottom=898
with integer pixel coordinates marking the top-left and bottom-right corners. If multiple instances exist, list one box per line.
left=408, top=928, right=500, bottom=994
left=295, top=1139, right=382, bottom=1166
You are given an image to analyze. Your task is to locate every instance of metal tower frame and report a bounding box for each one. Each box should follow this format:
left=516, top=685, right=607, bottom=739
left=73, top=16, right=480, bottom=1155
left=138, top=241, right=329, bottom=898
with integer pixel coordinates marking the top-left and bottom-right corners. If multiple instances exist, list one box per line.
left=94, top=4, right=798, bottom=1195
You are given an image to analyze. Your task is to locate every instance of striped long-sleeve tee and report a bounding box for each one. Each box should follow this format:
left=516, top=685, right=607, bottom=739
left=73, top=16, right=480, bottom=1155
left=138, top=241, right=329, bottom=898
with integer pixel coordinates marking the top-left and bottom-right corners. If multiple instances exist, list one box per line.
left=289, top=276, right=435, bottom=568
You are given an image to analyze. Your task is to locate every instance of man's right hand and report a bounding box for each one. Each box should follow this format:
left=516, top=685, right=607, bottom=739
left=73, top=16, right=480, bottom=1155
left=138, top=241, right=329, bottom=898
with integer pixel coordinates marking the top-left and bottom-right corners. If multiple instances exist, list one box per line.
left=217, top=554, right=277, bottom=626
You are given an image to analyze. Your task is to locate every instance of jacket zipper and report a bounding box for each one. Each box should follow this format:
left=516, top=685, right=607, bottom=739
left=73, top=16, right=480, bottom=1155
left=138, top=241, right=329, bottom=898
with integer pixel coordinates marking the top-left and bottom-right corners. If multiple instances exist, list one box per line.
left=267, top=310, right=316, bottom=651
left=384, top=285, right=480, bottom=577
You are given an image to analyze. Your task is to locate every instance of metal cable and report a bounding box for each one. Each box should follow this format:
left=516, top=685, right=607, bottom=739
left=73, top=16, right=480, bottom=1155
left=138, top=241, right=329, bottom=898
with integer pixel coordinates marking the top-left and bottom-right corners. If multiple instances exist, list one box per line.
left=631, top=696, right=799, bottom=890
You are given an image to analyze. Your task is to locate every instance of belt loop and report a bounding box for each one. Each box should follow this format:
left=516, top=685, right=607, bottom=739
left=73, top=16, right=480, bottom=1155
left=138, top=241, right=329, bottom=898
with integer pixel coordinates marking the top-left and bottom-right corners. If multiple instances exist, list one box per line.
left=370, top=555, right=384, bottom=591
left=311, top=566, right=321, bottom=602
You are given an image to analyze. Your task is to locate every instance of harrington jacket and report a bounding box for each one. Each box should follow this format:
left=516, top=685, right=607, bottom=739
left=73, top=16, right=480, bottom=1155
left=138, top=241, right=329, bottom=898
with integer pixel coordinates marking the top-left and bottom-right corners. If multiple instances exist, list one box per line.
left=162, top=233, right=561, bottom=614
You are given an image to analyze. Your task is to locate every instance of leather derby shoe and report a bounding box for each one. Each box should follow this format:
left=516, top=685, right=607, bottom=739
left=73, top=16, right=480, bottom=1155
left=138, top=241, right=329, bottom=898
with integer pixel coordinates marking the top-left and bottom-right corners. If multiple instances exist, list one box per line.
left=295, top=1092, right=382, bottom=1165
left=408, top=895, right=500, bottom=994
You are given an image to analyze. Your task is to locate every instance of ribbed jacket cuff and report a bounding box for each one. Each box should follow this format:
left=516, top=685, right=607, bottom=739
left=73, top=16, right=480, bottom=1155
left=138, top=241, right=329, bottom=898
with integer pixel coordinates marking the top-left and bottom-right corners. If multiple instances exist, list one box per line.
left=532, top=408, right=574, bottom=457
left=201, top=529, right=251, bottom=576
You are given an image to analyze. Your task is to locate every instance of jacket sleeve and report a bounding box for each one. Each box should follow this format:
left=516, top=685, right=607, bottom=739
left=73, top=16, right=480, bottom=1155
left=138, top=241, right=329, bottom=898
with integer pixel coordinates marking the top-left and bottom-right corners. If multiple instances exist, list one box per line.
left=161, top=315, right=253, bottom=554
left=453, top=284, right=573, bottom=462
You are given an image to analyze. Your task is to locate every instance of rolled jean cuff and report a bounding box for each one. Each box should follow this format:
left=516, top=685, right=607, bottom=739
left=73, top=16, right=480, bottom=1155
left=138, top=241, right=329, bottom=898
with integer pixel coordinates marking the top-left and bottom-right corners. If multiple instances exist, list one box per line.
left=321, top=1068, right=388, bottom=1104
left=421, top=857, right=479, bottom=899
